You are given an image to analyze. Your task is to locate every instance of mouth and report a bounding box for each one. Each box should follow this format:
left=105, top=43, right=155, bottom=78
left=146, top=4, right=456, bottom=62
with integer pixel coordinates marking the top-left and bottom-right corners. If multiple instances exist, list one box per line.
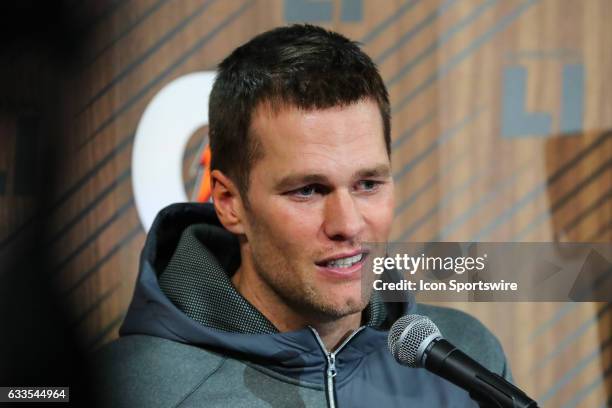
left=315, top=250, right=368, bottom=279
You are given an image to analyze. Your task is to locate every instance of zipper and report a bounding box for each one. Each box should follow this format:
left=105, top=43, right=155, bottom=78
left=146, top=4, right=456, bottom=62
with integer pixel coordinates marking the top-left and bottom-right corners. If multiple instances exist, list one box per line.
left=310, top=326, right=365, bottom=408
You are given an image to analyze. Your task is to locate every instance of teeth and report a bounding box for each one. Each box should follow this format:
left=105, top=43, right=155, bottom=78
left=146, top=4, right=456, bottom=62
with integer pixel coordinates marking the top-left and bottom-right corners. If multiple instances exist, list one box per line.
left=326, top=253, right=363, bottom=268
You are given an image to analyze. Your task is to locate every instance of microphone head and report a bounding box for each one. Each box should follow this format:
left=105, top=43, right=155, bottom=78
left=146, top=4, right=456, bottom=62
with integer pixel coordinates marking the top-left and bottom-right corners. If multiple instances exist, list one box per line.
left=388, top=314, right=442, bottom=368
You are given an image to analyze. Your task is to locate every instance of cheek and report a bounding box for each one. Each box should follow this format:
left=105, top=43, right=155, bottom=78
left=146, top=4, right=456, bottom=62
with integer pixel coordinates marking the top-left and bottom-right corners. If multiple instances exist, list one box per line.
left=365, top=195, right=395, bottom=236
left=256, top=200, right=321, bottom=247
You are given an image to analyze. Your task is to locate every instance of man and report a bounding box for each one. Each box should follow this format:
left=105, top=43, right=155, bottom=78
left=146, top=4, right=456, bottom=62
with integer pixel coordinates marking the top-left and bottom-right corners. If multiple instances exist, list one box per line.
left=94, top=25, right=511, bottom=407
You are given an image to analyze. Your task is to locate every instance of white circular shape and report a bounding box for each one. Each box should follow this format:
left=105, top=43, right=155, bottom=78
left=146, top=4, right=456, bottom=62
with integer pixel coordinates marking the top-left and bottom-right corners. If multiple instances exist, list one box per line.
left=132, top=71, right=216, bottom=232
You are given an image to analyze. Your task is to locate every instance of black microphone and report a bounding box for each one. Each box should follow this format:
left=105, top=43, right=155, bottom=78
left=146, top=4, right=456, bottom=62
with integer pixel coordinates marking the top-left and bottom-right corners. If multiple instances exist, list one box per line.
left=387, top=315, right=539, bottom=408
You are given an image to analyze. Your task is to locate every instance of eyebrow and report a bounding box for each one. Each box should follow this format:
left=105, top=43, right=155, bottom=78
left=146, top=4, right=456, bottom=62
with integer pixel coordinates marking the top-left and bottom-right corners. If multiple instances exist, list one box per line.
left=274, top=164, right=391, bottom=191
left=355, top=164, right=391, bottom=179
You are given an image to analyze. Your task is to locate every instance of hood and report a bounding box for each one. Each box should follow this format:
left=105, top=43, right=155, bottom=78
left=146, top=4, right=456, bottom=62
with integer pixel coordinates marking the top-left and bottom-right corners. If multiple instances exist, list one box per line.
left=120, top=202, right=415, bottom=384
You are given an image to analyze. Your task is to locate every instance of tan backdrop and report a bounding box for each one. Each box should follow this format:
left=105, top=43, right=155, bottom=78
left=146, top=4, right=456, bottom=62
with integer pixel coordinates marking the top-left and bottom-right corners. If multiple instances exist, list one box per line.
left=0, top=1, right=610, bottom=406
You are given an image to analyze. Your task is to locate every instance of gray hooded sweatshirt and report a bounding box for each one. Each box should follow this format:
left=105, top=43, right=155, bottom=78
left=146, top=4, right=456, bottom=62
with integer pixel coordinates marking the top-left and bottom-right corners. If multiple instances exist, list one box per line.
left=93, top=203, right=512, bottom=407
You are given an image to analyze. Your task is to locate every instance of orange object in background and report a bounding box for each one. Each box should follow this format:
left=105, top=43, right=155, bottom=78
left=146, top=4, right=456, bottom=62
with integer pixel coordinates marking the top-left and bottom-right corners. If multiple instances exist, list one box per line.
left=195, top=145, right=212, bottom=203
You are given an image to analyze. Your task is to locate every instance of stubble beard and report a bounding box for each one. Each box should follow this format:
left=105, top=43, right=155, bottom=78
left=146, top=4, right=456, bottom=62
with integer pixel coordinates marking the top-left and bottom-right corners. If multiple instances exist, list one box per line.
left=246, top=216, right=369, bottom=324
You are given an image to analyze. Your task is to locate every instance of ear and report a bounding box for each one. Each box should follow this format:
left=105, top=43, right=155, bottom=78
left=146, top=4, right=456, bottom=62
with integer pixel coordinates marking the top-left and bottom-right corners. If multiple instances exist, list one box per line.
left=211, top=169, right=247, bottom=234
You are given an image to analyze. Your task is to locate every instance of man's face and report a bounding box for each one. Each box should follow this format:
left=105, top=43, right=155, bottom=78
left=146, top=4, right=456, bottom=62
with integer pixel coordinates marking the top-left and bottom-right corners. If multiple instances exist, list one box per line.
left=241, top=98, right=395, bottom=321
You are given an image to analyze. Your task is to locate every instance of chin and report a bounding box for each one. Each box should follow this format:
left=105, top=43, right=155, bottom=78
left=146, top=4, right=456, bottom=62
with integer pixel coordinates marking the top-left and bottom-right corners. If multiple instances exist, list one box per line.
left=318, top=295, right=367, bottom=319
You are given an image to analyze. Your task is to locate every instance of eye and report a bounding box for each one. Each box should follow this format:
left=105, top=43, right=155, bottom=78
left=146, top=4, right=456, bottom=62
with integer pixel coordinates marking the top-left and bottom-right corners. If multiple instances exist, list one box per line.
left=286, top=184, right=326, bottom=200
left=356, top=180, right=382, bottom=192
left=294, top=185, right=317, bottom=197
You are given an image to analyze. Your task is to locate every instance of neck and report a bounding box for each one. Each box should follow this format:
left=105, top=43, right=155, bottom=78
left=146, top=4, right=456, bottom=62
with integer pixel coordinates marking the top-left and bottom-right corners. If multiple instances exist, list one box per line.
left=231, top=247, right=362, bottom=351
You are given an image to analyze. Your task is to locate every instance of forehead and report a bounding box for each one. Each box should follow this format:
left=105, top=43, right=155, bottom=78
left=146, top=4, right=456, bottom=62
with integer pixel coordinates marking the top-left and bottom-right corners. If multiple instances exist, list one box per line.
left=250, top=99, right=385, bottom=157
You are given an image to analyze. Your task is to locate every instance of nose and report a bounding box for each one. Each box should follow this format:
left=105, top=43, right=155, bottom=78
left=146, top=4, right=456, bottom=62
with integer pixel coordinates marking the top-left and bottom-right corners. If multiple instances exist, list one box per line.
left=323, top=189, right=366, bottom=241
